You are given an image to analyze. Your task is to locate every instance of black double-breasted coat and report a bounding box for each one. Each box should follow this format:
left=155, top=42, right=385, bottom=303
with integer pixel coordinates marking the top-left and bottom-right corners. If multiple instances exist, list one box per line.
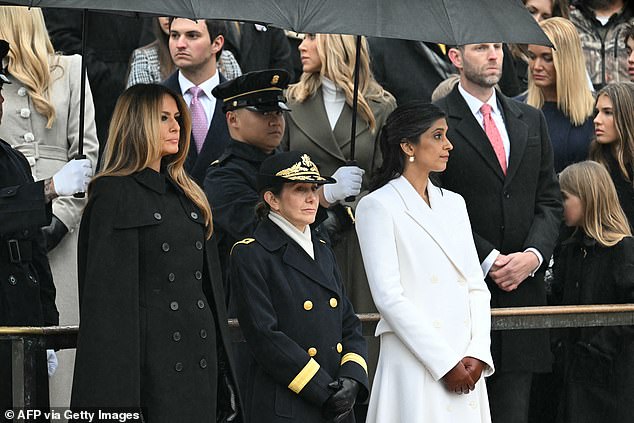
left=1, top=138, right=57, bottom=413
left=70, top=168, right=240, bottom=422
left=552, top=233, right=634, bottom=423
left=230, top=217, right=369, bottom=423
left=435, top=87, right=563, bottom=373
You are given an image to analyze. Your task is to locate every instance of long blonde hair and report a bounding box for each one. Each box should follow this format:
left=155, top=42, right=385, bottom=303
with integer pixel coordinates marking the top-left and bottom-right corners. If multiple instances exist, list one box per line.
left=286, top=34, right=393, bottom=131
left=526, top=17, right=594, bottom=126
left=0, top=6, right=58, bottom=128
left=96, top=84, right=213, bottom=237
left=589, top=82, right=634, bottom=186
left=559, top=161, right=631, bottom=247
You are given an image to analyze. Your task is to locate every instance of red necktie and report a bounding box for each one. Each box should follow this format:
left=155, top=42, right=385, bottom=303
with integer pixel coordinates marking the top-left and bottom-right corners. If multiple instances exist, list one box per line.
left=480, top=103, right=507, bottom=175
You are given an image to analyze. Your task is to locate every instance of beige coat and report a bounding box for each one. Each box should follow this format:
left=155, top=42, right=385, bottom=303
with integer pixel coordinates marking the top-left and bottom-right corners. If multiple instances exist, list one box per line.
left=0, top=54, right=99, bottom=408
left=356, top=176, right=494, bottom=423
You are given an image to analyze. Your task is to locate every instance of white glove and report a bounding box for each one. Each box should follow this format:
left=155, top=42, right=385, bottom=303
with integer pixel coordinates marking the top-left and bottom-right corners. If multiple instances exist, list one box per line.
left=323, top=165, right=365, bottom=204
left=52, top=159, right=93, bottom=196
left=46, top=349, right=58, bottom=377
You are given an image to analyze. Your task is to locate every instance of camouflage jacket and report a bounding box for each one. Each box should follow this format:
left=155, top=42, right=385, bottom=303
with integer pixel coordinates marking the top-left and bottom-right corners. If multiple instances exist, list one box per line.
left=570, top=5, right=634, bottom=89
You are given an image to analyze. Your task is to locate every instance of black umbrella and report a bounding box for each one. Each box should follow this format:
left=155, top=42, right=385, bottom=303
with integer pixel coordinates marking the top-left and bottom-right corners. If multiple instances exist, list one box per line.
left=2, top=0, right=551, bottom=183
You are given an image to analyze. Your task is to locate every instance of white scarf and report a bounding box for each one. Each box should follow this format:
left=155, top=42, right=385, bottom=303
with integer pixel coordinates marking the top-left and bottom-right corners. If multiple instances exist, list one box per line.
left=269, top=212, right=315, bottom=259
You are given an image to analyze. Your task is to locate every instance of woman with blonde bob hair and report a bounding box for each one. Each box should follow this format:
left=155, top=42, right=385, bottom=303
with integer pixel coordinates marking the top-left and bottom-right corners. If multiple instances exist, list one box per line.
left=72, top=83, right=241, bottom=421
left=282, top=33, right=396, bottom=333
left=523, top=17, right=595, bottom=172
left=552, top=160, right=634, bottom=423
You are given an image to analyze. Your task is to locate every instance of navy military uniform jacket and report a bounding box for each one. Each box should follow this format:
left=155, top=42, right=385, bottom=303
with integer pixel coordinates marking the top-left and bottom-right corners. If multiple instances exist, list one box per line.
left=230, top=217, right=368, bottom=423
left=71, top=169, right=241, bottom=422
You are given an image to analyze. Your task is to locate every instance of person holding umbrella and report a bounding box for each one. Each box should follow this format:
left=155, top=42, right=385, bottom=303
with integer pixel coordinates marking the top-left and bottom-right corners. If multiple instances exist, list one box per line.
left=230, top=151, right=369, bottom=423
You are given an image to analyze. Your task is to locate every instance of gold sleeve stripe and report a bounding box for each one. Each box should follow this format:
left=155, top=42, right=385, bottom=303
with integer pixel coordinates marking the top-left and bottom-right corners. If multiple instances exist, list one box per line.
left=230, top=238, right=255, bottom=255
left=288, top=358, right=320, bottom=394
left=340, top=353, right=368, bottom=375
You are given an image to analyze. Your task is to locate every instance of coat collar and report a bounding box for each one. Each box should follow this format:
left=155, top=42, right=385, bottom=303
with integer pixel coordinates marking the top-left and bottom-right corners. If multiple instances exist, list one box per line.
left=445, top=85, right=528, bottom=184
left=254, top=217, right=338, bottom=293
left=132, top=168, right=166, bottom=194
left=388, top=175, right=470, bottom=279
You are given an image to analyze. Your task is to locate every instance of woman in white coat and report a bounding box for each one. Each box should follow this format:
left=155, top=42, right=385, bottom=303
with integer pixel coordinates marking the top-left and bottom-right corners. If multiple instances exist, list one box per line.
left=355, top=102, right=494, bottom=423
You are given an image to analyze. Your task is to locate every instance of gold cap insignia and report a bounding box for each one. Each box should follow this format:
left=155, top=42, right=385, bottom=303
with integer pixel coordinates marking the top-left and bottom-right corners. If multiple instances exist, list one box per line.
left=271, top=74, right=280, bottom=85
left=232, top=100, right=238, bottom=107
left=275, top=154, right=325, bottom=181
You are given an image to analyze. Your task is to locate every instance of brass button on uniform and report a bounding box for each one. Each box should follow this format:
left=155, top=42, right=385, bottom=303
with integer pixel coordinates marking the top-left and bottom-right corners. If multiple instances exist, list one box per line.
left=170, top=301, right=179, bottom=311
left=303, top=300, right=313, bottom=311
left=197, top=299, right=205, bottom=309
left=190, top=211, right=199, bottom=219
left=336, top=343, right=343, bottom=353
left=175, top=362, right=183, bottom=372
left=308, top=347, right=317, bottom=357
left=195, top=271, right=202, bottom=280
left=168, top=273, right=175, bottom=282
left=195, top=241, right=203, bottom=250
left=162, top=242, right=170, bottom=252
left=329, top=298, right=338, bottom=308
left=199, top=358, right=208, bottom=368
left=172, top=331, right=181, bottom=342
left=153, top=212, right=162, bottom=220
left=8, top=275, right=17, bottom=285
left=200, top=329, right=208, bottom=339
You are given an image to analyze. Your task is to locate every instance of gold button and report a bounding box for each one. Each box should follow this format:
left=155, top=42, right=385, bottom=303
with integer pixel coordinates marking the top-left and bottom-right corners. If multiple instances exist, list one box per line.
left=336, top=343, right=343, bottom=353
left=329, top=298, right=338, bottom=308
left=308, top=347, right=317, bottom=357
left=303, top=300, right=313, bottom=311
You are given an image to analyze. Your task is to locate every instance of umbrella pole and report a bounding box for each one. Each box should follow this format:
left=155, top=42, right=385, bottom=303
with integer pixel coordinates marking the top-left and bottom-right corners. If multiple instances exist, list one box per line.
left=344, top=35, right=362, bottom=203
left=74, top=10, right=88, bottom=198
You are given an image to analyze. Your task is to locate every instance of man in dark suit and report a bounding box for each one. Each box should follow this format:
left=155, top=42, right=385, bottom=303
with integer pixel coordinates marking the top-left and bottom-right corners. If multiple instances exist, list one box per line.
left=162, top=18, right=231, bottom=185
left=434, top=43, right=562, bottom=423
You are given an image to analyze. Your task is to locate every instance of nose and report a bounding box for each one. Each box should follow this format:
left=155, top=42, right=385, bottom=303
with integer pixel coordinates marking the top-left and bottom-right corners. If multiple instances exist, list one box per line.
left=298, top=38, right=307, bottom=52
left=445, top=136, right=453, bottom=150
left=593, top=113, right=601, bottom=126
left=629, top=51, right=634, bottom=63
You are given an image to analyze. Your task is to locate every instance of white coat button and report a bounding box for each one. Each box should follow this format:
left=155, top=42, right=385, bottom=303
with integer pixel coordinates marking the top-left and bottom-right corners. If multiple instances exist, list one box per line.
left=19, top=108, right=31, bottom=118
left=23, top=132, right=35, bottom=142
left=469, top=401, right=477, bottom=409
left=430, top=275, right=439, bottom=284
left=457, top=277, right=466, bottom=286
left=432, top=320, right=441, bottom=329
left=17, top=87, right=27, bottom=96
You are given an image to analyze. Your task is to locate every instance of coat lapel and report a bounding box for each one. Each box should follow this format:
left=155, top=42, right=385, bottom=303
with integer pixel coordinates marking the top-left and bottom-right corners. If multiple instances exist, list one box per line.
left=332, top=101, right=370, bottom=152
left=390, top=176, right=469, bottom=279
left=446, top=87, right=505, bottom=181
left=288, top=91, right=347, bottom=162
left=499, top=94, right=528, bottom=185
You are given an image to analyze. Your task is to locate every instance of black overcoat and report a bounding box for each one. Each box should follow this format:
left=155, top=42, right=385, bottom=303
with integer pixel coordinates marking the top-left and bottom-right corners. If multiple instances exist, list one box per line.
left=1, top=138, right=57, bottom=415
left=70, top=169, right=240, bottom=422
left=552, top=233, right=634, bottom=423
left=230, top=217, right=369, bottom=423
left=435, top=86, right=562, bottom=373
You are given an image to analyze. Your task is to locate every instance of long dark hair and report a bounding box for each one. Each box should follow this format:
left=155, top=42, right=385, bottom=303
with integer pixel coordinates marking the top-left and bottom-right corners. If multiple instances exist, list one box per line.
left=370, top=101, right=447, bottom=191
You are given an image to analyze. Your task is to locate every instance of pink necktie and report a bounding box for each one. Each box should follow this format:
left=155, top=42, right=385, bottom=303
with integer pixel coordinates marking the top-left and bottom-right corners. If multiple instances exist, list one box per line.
left=188, top=86, right=208, bottom=153
left=480, top=103, right=507, bottom=175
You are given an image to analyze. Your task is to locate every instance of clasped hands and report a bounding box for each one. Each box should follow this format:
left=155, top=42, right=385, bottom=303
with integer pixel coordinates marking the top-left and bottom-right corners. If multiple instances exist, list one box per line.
left=489, top=251, right=539, bottom=292
left=322, top=377, right=360, bottom=422
left=441, top=356, right=485, bottom=395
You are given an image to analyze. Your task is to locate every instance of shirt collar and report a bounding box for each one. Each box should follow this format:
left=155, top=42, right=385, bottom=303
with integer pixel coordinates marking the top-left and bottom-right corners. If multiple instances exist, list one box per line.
left=178, top=71, right=220, bottom=99
left=458, top=82, right=500, bottom=117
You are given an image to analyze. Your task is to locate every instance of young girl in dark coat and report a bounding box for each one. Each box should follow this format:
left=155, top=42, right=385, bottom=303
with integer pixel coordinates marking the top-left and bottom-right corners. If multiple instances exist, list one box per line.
left=553, top=160, right=634, bottom=423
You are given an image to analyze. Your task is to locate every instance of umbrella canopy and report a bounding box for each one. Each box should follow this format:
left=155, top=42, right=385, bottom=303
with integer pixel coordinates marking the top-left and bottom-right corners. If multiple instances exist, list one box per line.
left=4, top=0, right=551, bottom=46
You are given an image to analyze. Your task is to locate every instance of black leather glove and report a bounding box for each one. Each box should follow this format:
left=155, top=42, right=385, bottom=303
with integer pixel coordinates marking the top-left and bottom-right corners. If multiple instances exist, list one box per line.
left=322, top=378, right=360, bottom=422
left=41, top=215, right=69, bottom=252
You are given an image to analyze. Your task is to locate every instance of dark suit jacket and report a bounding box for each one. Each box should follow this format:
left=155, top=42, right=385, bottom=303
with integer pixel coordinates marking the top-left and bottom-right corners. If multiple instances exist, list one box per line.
left=224, top=24, right=294, bottom=80
left=435, top=86, right=562, bottom=373
left=162, top=71, right=232, bottom=186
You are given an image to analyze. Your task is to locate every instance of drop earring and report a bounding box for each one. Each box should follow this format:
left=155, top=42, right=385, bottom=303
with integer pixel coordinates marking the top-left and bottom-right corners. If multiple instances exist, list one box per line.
left=409, top=155, right=415, bottom=163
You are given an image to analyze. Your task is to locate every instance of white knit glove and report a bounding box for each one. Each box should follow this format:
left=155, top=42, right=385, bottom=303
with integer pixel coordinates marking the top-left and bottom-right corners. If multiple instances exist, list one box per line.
left=323, top=165, right=365, bottom=204
left=52, top=159, right=93, bottom=196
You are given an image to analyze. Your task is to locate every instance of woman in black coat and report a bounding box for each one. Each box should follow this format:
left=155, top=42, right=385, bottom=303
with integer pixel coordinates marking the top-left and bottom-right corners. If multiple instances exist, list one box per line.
left=553, top=161, right=634, bottom=423
left=230, top=152, right=369, bottom=423
left=70, top=84, right=240, bottom=422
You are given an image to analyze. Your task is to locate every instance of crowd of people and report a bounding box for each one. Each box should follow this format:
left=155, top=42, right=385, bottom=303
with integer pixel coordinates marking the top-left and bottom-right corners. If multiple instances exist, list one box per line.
left=2, top=0, right=634, bottom=422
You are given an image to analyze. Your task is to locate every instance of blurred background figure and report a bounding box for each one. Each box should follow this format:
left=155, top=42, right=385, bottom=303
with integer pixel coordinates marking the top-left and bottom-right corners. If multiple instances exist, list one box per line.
left=0, top=5, right=99, bottom=409
left=126, top=16, right=242, bottom=88
left=552, top=160, right=634, bottom=423
left=523, top=17, right=595, bottom=173
left=71, top=83, right=240, bottom=422
left=569, top=0, right=634, bottom=90
left=624, top=22, right=634, bottom=80
left=590, top=81, right=634, bottom=227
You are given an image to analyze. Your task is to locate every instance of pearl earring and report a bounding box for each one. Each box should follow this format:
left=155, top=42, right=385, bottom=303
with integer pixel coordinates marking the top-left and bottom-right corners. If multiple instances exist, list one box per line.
left=409, top=155, right=415, bottom=163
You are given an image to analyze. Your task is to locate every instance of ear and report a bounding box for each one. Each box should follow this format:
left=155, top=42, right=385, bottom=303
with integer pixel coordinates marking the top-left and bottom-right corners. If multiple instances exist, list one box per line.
left=447, top=47, right=462, bottom=70
left=211, top=34, right=224, bottom=54
left=226, top=110, right=238, bottom=128
left=399, top=141, right=413, bottom=156
left=263, top=191, right=280, bottom=211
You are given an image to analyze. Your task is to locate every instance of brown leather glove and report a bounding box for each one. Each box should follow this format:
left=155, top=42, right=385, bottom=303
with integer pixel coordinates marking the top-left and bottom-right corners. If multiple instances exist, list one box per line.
left=441, top=361, right=475, bottom=394
left=461, top=356, right=486, bottom=384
